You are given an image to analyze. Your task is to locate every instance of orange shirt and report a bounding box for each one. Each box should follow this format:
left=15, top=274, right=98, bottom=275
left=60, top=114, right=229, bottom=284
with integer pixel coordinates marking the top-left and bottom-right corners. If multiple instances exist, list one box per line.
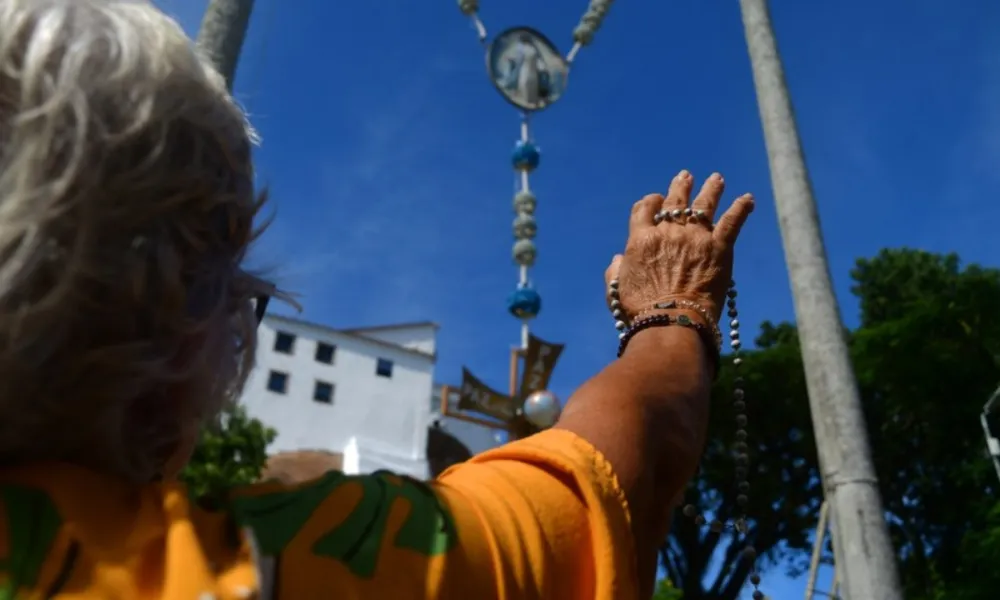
left=0, top=429, right=637, bottom=599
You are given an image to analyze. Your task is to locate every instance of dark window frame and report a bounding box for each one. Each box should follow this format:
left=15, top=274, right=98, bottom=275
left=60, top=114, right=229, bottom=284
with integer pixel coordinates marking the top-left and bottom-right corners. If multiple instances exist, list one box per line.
left=313, top=380, right=334, bottom=404
left=273, top=331, right=296, bottom=354
left=376, top=358, right=394, bottom=378
left=267, top=370, right=289, bottom=394
left=315, top=342, right=336, bottom=365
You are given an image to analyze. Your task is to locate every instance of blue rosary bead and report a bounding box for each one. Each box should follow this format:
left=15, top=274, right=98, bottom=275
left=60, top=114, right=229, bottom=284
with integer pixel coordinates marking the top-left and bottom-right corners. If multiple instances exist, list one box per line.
left=506, top=284, right=542, bottom=319
left=511, top=140, right=541, bottom=171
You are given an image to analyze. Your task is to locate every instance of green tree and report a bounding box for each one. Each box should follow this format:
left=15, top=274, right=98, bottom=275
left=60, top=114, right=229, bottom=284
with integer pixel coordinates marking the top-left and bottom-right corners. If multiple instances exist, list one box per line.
left=651, top=578, right=684, bottom=600
left=180, top=403, right=277, bottom=499
left=660, top=249, right=1000, bottom=599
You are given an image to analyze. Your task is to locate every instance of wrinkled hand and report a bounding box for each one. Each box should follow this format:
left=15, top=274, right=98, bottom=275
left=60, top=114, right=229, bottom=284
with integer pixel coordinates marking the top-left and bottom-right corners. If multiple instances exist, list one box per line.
left=605, top=170, right=754, bottom=322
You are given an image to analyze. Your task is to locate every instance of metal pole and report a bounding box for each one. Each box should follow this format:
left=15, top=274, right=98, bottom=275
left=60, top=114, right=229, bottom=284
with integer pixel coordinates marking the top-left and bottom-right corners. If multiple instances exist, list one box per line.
left=804, top=501, right=830, bottom=600
left=738, top=1, right=902, bottom=597
left=195, top=0, right=256, bottom=90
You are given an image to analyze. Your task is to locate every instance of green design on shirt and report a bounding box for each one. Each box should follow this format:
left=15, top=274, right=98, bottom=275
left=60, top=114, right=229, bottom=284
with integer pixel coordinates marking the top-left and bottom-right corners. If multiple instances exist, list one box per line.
left=0, top=485, right=63, bottom=600
left=230, top=470, right=456, bottom=579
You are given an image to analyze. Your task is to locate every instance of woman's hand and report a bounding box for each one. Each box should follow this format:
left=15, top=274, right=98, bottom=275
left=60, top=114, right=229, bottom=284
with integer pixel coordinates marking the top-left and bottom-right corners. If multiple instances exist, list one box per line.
left=606, top=170, right=754, bottom=322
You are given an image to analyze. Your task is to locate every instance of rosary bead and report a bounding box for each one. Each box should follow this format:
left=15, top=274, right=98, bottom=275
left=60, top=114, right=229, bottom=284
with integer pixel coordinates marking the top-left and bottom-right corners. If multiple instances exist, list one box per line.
left=733, top=357, right=743, bottom=367
left=733, top=401, right=746, bottom=412
left=709, top=519, right=724, bottom=533
left=457, top=0, right=479, bottom=15
left=608, top=279, right=619, bottom=289
left=727, top=288, right=738, bottom=299
left=610, top=299, right=621, bottom=310
left=733, top=389, right=745, bottom=400
left=694, top=514, right=706, bottom=526
left=735, top=453, right=749, bottom=466
left=735, top=429, right=747, bottom=441
left=738, top=481, right=750, bottom=493
left=612, top=308, right=623, bottom=319
left=670, top=209, right=682, bottom=219
left=513, top=213, right=537, bottom=239
left=736, top=415, right=748, bottom=427
left=730, top=318, right=740, bottom=328
left=511, top=140, right=541, bottom=171
left=734, top=441, right=748, bottom=453
left=750, top=574, right=761, bottom=585
left=513, top=239, right=537, bottom=266
left=730, top=339, right=742, bottom=350
left=752, top=591, right=764, bottom=600
left=682, top=504, right=698, bottom=518
left=728, top=308, right=738, bottom=318
left=682, top=207, right=692, bottom=216
left=742, top=546, right=757, bottom=560
left=614, top=320, right=627, bottom=331
left=513, top=190, right=537, bottom=214
left=729, top=330, right=740, bottom=340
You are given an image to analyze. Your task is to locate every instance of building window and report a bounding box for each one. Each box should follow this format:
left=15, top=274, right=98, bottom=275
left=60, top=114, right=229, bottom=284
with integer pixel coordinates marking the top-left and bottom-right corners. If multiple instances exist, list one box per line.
left=315, top=342, right=336, bottom=364
left=267, top=370, right=288, bottom=394
left=313, top=381, right=334, bottom=404
left=274, top=331, right=296, bottom=354
left=376, top=358, right=394, bottom=378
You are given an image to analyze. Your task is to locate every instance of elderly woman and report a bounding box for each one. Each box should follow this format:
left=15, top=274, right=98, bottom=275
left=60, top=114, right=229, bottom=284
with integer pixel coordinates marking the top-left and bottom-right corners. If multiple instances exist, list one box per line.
left=0, top=1, right=754, bottom=599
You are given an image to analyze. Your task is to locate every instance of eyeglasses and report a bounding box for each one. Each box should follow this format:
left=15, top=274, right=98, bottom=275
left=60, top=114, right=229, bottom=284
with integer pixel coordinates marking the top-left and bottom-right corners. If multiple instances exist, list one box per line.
left=251, top=295, right=271, bottom=325
left=242, top=273, right=300, bottom=326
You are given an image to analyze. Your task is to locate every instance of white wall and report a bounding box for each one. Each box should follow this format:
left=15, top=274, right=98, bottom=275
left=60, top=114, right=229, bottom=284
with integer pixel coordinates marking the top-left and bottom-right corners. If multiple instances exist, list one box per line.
left=241, top=316, right=437, bottom=479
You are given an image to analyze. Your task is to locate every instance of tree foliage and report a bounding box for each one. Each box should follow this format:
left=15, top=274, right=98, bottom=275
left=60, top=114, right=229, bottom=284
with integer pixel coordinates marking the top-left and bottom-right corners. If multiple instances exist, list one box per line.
left=651, top=578, right=684, bottom=600
left=660, top=249, right=1000, bottom=599
left=180, top=403, right=277, bottom=499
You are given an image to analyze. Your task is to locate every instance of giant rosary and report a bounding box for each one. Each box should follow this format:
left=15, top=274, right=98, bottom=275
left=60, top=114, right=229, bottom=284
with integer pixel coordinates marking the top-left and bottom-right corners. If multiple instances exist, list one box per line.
left=440, top=0, right=614, bottom=439
left=439, top=2, right=768, bottom=597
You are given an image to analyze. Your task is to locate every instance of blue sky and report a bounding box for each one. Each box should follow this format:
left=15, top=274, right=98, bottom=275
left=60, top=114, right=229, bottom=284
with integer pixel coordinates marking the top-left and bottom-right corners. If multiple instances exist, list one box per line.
left=159, top=0, right=999, bottom=596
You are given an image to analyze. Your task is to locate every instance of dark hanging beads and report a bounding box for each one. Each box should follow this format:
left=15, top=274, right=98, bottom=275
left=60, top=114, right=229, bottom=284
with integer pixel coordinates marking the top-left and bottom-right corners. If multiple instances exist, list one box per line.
left=608, top=278, right=763, bottom=598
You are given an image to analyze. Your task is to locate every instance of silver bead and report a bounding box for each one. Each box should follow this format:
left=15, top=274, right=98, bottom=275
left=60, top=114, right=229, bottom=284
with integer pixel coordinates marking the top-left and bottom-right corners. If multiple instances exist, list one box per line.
left=730, top=330, right=740, bottom=339
left=682, top=207, right=692, bottom=216
left=618, top=332, right=627, bottom=340
left=609, top=279, right=619, bottom=289
left=670, top=209, right=682, bottom=218
left=512, top=239, right=537, bottom=266
left=612, top=309, right=623, bottom=319
left=610, top=299, right=621, bottom=310
left=731, top=339, right=742, bottom=350
left=615, top=320, right=627, bottom=331
left=694, top=209, right=706, bottom=220
left=734, top=389, right=744, bottom=400
left=730, top=318, right=739, bottom=328
left=733, top=357, right=743, bottom=366
left=653, top=211, right=665, bottom=224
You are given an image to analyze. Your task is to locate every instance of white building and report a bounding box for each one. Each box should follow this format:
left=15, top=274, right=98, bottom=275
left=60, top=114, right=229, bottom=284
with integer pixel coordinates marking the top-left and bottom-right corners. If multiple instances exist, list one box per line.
left=242, top=315, right=440, bottom=480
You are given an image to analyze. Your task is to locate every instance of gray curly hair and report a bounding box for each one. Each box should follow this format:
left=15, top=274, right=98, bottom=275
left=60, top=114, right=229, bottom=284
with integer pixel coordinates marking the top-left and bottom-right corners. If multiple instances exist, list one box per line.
left=0, top=0, right=270, bottom=482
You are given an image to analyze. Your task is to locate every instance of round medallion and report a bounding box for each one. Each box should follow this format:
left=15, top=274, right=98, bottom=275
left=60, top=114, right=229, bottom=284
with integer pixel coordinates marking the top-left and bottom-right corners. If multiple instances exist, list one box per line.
left=486, top=27, right=569, bottom=112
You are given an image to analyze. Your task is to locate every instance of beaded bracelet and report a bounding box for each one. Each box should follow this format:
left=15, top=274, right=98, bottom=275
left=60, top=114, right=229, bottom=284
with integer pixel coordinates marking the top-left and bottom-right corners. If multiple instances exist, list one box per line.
left=616, top=313, right=721, bottom=376
left=635, top=298, right=722, bottom=351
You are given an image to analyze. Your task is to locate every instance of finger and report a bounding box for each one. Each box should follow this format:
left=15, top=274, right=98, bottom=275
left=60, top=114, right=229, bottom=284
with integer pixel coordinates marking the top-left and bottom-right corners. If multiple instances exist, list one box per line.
left=713, top=194, right=755, bottom=246
left=629, top=194, right=662, bottom=235
left=604, top=254, right=623, bottom=288
left=660, top=170, right=694, bottom=215
left=691, top=172, right=725, bottom=222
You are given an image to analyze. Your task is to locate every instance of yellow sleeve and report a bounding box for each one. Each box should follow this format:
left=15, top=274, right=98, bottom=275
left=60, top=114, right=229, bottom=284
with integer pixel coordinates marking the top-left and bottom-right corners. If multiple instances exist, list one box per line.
left=230, top=429, right=638, bottom=600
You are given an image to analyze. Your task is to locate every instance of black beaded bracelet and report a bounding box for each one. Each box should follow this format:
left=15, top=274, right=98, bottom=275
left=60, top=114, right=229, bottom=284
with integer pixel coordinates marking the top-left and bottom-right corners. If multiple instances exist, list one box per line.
left=616, top=313, right=721, bottom=376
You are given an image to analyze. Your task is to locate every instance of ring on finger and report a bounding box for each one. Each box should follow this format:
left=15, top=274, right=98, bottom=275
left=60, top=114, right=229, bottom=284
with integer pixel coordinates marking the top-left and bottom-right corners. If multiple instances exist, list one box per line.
left=653, top=207, right=686, bottom=224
